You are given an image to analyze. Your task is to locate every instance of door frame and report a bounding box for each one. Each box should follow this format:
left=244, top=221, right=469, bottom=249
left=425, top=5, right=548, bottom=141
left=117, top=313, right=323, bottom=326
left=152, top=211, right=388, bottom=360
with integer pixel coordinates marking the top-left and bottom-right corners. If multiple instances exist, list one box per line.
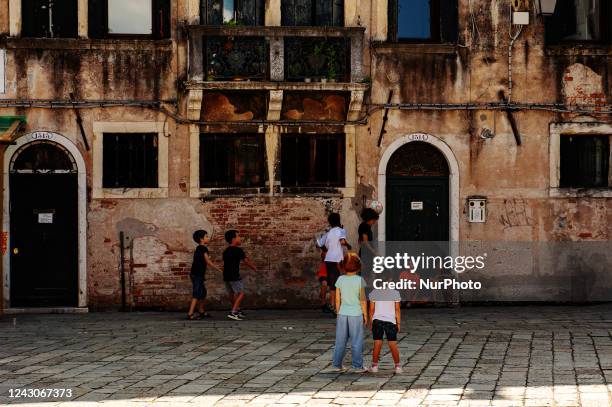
left=3, top=132, right=87, bottom=308
left=378, top=133, right=459, bottom=242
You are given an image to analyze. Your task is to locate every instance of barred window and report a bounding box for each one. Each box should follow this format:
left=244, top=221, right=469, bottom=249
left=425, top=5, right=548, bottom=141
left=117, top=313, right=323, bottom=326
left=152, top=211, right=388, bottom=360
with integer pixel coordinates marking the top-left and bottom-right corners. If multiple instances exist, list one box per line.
left=281, top=0, right=344, bottom=27
left=102, top=133, right=159, bottom=188
left=560, top=135, right=610, bottom=188
left=281, top=134, right=345, bottom=187
left=22, top=0, right=78, bottom=38
left=200, top=134, right=265, bottom=188
left=201, top=0, right=265, bottom=25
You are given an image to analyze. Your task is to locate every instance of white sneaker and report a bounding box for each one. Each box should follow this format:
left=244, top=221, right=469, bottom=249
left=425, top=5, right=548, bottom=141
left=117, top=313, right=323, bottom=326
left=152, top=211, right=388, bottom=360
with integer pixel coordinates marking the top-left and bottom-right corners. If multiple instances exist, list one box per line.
left=394, top=365, right=403, bottom=374
left=349, top=367, right=368, bottom=374
left=368, top=365, right=379, bottom=373
left=227, top=312, right=242, bottom=321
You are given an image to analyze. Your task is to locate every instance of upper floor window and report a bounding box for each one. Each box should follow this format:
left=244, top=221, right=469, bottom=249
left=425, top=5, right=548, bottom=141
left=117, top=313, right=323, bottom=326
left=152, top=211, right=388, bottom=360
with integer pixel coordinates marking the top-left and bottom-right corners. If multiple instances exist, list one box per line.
left=22, top=0, right=78, bottom=38
left=388, top=0, right=458, bottom=43
left=281, top=133, right=345, bottom=187
left=546, top=0, right=611, bottom=44
left=560, top=135, right=610, bottom=188
left=201, top=0, right=265, bottom=25
left=200, top=134, right=265, bottom=188
left=88, top=0, right=170, bottom=39
left=281, top=0, right=344, bottom=27
left=103, top=133, right=159, bottom=189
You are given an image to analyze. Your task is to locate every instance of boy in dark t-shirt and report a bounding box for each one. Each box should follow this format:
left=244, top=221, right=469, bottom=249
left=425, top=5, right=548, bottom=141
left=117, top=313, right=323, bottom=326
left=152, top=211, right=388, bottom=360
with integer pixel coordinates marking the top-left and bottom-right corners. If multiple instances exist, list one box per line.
left=223, top=230, right=257, bottom=321
left=187, top=230, right=221, bottom=320
left=358, top=208, right=379, bottom=258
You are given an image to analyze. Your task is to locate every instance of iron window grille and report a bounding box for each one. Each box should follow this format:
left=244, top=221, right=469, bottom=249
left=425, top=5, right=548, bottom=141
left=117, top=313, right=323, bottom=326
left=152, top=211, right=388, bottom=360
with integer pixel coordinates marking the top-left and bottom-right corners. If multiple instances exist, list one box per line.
left=22, top=0, right=78, bottom=38
left=281, top=0, right=344, bottom=27
left=281, top=133, right=345, bottom=187
left=102, top=133, right=159, bottom=189
left=200, top=0, right=265, bottom=25
left=200, top=133, right=265, bottom=188
left=559, top=135, right=610, bottom=188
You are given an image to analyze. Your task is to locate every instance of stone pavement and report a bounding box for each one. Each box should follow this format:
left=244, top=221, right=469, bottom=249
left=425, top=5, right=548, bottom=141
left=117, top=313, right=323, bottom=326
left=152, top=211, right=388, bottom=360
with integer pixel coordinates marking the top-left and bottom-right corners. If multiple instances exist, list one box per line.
left=1, top=306, right=612, bottom=407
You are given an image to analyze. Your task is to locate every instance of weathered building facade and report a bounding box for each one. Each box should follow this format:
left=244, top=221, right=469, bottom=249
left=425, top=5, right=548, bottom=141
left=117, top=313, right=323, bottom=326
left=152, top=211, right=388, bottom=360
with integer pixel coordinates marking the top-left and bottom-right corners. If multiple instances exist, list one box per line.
left=0, top=0, right=610, bottom=312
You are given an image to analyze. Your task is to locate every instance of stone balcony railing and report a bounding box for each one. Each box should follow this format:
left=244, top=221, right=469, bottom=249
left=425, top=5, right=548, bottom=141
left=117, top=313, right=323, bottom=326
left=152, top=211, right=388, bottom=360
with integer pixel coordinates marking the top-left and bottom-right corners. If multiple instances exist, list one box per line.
left=184, top=25, right=368, bottom=123
left=187, top=25, right=366, bottom=83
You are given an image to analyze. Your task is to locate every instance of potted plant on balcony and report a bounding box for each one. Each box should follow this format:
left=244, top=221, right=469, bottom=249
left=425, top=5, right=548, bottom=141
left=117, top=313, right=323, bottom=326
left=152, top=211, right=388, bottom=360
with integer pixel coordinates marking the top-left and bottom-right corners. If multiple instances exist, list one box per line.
left=326, top=46, right=337, bottom=82
left=309, top=41, right=326, bottom=82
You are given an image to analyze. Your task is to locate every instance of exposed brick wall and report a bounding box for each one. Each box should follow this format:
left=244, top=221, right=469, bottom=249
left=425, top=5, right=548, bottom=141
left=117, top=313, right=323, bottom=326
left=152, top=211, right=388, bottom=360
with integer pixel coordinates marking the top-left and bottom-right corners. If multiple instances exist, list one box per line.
left=88, top=197, right=357, bottom=311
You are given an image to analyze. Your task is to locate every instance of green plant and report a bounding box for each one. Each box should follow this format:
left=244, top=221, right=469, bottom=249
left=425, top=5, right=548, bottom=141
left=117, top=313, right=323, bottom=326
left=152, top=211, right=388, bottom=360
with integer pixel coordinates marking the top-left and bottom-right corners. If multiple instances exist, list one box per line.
left=360, top=76, right=371, bottom=84
left=326, top=46, right=337, bottom=80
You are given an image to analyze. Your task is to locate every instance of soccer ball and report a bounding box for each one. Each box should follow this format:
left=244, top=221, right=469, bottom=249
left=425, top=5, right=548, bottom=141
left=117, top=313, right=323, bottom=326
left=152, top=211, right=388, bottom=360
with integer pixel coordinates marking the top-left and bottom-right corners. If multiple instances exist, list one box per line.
left=367, top=200, right=384, bottom=214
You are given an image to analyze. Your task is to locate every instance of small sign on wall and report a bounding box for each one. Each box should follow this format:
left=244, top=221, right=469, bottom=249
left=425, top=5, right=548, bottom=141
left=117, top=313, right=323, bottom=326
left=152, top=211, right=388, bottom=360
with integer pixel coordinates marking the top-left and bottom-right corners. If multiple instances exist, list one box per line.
left=38, top=213, right=54, bottom=224
left=467, top=197, right=487, bottom=223
left=0, top=49, right=5, bottom=94
left=411, top=201, right=424, bottom=210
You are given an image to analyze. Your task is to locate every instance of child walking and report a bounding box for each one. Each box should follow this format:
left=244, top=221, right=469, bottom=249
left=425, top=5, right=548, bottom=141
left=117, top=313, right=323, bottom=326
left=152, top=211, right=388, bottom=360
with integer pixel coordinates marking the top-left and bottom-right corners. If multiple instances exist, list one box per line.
left=368, top=286, right=402, bottom=373
left=187, top=229, right=221, bottom=320
left=330, top=252, right=367, bottom=372
left=223, top=230, right=257, bottom=321
left=317, top=213, right=351, bottom=315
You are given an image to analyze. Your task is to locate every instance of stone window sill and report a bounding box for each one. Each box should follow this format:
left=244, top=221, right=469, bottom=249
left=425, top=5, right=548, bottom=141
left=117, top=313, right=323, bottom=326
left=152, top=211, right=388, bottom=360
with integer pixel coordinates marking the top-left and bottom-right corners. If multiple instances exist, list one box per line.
left=5, top=38, right=173, bottom=51
left=545, top=45, right=612, bottom=56
left=371, top=42, right=457, bottom=55
left=549, top=188, right=612, bottom=198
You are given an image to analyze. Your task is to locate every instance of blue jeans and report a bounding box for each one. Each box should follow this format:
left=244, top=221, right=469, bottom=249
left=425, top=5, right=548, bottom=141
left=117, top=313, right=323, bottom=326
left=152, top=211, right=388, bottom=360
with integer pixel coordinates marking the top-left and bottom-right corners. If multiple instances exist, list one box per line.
left=332, top=314, right=364, bottom=369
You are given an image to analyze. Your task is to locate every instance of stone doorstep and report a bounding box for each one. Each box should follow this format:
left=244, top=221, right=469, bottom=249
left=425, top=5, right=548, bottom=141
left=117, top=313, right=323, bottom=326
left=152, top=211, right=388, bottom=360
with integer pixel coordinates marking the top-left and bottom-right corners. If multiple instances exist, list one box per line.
left=3, top=307, right=89, bottom=314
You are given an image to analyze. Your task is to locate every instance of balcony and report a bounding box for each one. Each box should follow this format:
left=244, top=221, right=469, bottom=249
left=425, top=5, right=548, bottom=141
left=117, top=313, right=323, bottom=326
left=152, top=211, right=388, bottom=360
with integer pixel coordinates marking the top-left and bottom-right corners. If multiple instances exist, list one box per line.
left=187, top=25, right=365, bottom=84
left=185, top=25, right=367, bottom=123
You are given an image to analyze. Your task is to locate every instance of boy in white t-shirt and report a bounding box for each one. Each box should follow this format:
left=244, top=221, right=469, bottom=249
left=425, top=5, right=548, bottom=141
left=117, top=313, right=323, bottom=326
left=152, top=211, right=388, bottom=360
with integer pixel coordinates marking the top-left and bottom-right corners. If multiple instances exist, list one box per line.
left=368, top=288, right=402, bottom=373
left=317, top=213, right=351, bottom=314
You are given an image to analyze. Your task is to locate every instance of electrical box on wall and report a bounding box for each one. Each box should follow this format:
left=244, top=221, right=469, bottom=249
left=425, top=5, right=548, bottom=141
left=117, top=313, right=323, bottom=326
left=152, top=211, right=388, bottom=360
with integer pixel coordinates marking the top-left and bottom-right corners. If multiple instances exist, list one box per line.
left=513, top=11, right=530, bottom=25
left=467, top=196, right=487, bottom=223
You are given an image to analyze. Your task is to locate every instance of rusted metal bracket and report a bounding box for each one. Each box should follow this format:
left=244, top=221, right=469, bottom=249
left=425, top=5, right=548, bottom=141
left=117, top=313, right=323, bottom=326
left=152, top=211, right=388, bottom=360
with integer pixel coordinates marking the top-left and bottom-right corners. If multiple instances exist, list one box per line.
left=70, top=93, right=90, bottom=151
left=377, top=90, right=393, bottom=147
left=498, top=90, right=522, bottom=146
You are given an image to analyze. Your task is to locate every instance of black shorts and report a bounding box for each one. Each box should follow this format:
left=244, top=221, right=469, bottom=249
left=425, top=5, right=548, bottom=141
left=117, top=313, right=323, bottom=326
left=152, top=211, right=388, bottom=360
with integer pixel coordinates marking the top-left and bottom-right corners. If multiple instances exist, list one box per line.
left=325, top=262, right=340, bottom=289
left=372, top=319, right=398, bottom=341
left=190, top=275, right=207, bottom=300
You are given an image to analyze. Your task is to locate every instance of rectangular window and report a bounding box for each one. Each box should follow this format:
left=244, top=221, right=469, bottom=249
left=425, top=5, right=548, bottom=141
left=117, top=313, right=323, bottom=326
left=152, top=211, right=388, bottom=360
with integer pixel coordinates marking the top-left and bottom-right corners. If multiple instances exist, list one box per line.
left=281, top=134, right=345, bottom=187
left=22, top=0, right=78, bottom=38
left=546, top=0, right=611, bottom=44
left=102, top=133, right=158, bottom=188
left=108, top=0, right=152, bottom=35
left=560, top=135, right=610, bottom=188
left=201, top=0, right=265, bottom=25
left=200, top=134, right=265, bottom=188
left=88, top=0, right=170, bottom=39
left=281, top=0, right=344, bottom=26
left=388, top=0, right=458, bottom=43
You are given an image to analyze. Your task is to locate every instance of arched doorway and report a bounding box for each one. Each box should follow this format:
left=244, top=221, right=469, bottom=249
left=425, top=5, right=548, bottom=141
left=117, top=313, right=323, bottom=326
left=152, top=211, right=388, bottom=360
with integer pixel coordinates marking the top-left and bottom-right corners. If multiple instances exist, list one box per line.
left=385, top=141, right=450, bottom=241
left=8, top=139, right=79, bottom=306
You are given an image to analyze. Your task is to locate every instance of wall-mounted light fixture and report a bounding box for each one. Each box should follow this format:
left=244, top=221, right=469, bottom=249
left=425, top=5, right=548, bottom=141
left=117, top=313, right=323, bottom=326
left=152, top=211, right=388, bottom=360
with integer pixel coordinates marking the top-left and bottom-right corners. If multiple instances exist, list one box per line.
left=535, top=0, right=557, bottom=16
